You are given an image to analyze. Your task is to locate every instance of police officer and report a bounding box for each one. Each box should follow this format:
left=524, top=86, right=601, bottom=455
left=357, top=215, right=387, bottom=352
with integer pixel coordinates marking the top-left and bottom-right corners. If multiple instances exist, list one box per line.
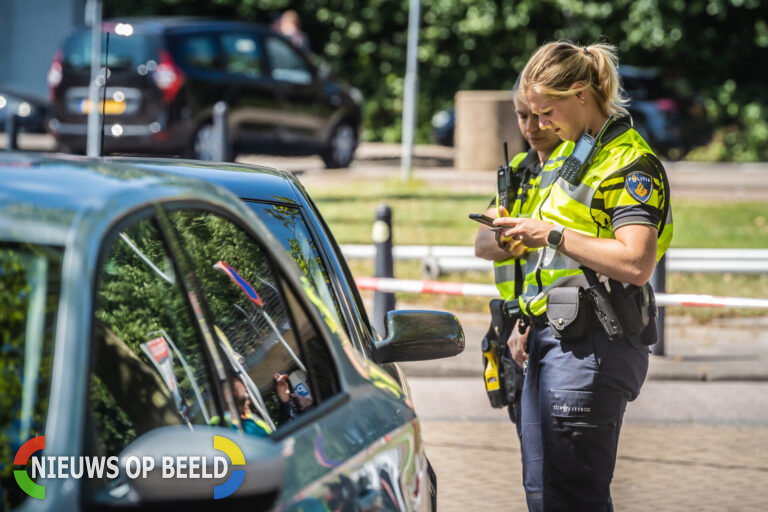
left=494, top=42, right=673, bottom=511
left=474, top=82, right=565, bottom=435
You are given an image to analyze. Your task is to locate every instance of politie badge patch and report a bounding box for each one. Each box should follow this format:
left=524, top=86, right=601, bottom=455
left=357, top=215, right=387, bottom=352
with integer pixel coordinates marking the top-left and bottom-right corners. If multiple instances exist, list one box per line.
left=625, top=171, right=653, bottom=203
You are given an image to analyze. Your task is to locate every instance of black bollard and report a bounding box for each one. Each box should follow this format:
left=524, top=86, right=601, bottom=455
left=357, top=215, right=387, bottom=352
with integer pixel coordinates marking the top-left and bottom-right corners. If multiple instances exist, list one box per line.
left=372, top=204, right=395, bottom=337
left=5, top=110, right=19, bottom=150
left=212, top=101, right=229, bottom=161
left=650, top=255, right=666, bottom=356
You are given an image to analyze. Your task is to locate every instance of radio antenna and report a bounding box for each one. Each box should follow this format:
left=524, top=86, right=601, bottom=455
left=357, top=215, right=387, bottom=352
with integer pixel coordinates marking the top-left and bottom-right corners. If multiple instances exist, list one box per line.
left=99, top=31, right=110, bottom=157
left=502, top=141, right=509, bottom=168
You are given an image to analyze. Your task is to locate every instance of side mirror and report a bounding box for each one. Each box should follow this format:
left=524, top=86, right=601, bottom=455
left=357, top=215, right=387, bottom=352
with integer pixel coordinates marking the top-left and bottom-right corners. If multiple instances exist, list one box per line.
left=372, top=310, right=465, bottom=364
left=99, top=426, right=285, bottom=508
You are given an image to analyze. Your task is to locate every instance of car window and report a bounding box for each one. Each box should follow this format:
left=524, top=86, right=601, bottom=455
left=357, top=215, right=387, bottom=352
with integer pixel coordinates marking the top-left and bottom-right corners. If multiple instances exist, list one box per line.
left=61, top=31, right=158, bottom=72
left=168, top=209, right=339, bottom=430
left=89, top=218, right=221, bottom=462
left=0, top=242, right=61, bottom=510
left=171, top=33, right=221, bottom=71
left=245, top=201, right=347, bottom=337
left=221, top=33, right=263, bottom=78
left=265, top=36, right=313, bottom=84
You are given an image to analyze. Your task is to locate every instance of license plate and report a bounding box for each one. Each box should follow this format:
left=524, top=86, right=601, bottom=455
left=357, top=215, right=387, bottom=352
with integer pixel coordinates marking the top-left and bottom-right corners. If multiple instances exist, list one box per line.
left=78, top=99, right=126, bottom=115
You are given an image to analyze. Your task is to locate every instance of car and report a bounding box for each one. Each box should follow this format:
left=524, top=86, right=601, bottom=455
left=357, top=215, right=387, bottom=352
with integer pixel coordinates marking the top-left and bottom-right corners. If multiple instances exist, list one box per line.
left=617, top=65, right=710, bottom=159
left=0, top=152, right=463, bottom=511
left=112, top=156, right=447, bottom=502
left=47, top=18, right=362, bottom=167
left=0, top=87, right=50, bottom=134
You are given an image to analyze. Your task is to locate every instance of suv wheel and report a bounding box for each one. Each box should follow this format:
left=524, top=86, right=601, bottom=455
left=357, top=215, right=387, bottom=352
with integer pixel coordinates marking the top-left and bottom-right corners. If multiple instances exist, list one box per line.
left=321, top=122, right=356, bottom=169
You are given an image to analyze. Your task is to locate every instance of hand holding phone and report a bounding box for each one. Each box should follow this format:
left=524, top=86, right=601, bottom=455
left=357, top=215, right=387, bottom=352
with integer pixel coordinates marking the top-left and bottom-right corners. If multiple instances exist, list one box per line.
left=469, top=213, right=498, bottom=228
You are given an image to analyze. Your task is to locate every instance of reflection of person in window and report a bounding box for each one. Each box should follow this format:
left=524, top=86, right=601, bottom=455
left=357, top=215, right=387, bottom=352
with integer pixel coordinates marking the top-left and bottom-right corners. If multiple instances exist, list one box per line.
left=274, top=372, right=312, bottom=425
left=232, top=378, right=272, bottom=437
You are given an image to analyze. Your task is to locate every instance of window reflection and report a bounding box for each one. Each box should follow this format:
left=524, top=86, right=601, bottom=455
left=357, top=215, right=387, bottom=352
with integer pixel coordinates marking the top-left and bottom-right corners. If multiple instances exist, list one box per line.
left=90, top=219, right=217, bottom=460
left=169, top=209, right=337, bottom=429
left=246, top=201, right=346, bottom=337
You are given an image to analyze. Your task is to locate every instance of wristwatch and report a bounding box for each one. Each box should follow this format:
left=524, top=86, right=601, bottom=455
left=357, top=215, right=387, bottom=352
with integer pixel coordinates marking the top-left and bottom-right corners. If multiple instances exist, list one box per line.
left=547, top=225, right=566, bottom=250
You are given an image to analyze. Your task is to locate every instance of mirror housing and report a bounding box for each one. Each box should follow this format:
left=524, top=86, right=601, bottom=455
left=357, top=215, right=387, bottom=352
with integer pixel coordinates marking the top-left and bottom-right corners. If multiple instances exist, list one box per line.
left=101, top=426, right=284, bottom=508
left=372, top=310, right=465, bottom=364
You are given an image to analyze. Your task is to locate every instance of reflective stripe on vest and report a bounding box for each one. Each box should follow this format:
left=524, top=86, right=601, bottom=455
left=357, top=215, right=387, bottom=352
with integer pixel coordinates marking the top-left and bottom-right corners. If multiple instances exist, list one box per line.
left=519, top=125, right=673, bottom=317
left=493, top=145, right=572, bottom=300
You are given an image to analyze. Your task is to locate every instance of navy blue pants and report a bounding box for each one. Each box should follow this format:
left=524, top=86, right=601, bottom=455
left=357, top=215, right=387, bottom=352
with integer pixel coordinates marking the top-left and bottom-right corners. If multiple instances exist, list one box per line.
left=520, top=325, right=648, bottom=511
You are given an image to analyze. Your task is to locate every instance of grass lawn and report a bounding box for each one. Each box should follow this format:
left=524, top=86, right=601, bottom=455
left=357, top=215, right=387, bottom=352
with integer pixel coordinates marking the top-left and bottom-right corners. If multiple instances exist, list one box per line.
left=306, top=179, right=768, bottom=320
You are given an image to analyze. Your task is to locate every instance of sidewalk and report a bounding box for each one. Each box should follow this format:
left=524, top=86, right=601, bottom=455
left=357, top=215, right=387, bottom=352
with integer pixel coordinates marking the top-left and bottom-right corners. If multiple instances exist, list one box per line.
left=395, top=307, right=768, bottom=382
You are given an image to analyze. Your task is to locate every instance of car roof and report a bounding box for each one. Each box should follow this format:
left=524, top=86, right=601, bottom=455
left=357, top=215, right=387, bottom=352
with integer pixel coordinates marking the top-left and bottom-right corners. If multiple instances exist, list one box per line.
left=98, top=17, right=274, bottom=36
left=0, top=152, right=242, bottom=246
left=108, top=157, right=303, bottom=206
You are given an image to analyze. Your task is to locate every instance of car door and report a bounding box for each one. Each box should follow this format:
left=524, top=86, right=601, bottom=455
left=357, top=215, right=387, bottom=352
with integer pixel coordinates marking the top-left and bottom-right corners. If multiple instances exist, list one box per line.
left=263, top=34, right=331, bottom=147
left=218, top=31, right=284, bottom=151
left=165, top=207, right=429, bottom=510
left=84, top=211, right=247, bottom=507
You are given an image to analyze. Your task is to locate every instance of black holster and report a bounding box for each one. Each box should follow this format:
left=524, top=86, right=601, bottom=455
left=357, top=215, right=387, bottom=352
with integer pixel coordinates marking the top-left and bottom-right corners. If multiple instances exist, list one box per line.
left=481, top=299, right=523, bottom=408
left=582, top=266, right=658, bottom=346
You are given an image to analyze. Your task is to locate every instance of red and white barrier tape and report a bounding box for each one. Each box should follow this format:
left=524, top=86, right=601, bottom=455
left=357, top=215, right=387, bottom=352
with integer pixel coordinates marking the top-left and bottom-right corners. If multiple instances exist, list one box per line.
left=355, top=277, right=768, bottom=309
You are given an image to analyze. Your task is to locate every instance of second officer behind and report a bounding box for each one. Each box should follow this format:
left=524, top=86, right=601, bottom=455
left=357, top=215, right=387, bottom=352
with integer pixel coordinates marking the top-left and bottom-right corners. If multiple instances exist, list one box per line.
left=474, top=81, right=565, bottom=434
left=494, top=41, right=673, bottom=511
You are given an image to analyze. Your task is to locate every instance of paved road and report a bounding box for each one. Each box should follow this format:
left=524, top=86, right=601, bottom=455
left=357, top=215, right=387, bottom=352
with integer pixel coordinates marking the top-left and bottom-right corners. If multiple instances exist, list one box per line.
left=408, top=377, right=768, bottom=511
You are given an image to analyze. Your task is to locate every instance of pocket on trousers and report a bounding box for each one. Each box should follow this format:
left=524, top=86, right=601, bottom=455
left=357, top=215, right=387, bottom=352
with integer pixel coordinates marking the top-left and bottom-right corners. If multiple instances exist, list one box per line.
left=547, top=389, right=626, bottom=486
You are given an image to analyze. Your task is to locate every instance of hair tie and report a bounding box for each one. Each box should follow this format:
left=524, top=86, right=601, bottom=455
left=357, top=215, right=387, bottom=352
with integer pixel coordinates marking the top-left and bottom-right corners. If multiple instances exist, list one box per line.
left=583, top=46, right=591, bottom=56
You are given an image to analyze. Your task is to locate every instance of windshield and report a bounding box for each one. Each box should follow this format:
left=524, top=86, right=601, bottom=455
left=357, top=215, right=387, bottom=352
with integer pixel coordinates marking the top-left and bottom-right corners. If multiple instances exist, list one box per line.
left=0, top=243, right=62, bottom=509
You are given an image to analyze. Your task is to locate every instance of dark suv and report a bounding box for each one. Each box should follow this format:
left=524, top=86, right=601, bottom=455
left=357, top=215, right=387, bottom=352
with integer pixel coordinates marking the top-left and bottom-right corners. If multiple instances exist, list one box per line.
left=48, top=19, right=362, bottom=167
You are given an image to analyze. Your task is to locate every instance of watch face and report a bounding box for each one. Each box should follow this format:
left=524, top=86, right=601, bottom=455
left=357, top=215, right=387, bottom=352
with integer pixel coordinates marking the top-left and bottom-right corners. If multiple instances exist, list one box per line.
left=548, top=227, right=563, bottom=247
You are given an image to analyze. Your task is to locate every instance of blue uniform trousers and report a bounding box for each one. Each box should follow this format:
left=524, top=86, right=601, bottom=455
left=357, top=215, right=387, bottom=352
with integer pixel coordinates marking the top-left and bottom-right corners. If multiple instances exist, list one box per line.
left=520, top=324, right=648, bottom=511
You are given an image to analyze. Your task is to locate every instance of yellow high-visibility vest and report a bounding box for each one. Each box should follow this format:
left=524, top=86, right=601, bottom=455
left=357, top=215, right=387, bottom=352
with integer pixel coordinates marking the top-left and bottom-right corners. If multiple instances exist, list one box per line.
left=494, top=141, right=574, bottom=300
left=518, top=117, right=674, bottom=317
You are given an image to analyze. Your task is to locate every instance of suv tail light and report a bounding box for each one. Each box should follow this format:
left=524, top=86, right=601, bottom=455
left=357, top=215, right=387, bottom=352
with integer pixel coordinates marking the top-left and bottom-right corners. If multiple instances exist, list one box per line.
left=47, top=50, right=63, bottom=101
left=153, top=50, right=185, bottom=103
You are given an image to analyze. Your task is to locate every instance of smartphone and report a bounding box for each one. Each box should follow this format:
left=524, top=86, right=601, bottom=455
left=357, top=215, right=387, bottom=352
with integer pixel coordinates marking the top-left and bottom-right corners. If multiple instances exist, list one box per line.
left=469, top=213, right=498, bottom=228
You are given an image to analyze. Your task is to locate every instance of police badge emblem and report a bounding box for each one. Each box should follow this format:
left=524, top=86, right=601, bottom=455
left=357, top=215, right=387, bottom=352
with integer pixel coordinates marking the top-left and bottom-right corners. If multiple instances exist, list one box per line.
left=625, top=171, right=653, bottom=203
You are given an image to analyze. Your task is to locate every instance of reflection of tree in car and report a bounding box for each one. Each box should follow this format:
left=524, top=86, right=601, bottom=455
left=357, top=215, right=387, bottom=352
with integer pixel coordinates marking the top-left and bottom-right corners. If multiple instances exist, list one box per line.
left=90, top=321, right=181, bottom=456
left=93, top=220, right=216, bottom=453
left=262, top=202, right=345, bottom=333
left=0, top=245, right=59, bottom=510
left=170, top=211, right=290, bottom=364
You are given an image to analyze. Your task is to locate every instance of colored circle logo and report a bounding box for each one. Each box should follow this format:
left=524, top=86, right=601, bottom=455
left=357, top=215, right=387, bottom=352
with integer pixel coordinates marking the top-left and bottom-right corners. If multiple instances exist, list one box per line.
left=213, top=435, right=245, bottom=499
left=14, top=436, right=45, bottom=499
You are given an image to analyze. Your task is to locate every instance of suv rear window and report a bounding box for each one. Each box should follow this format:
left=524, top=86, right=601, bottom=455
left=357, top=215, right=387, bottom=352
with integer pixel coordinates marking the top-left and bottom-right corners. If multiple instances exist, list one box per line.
left=0, top=243, right=61, bottom=509
left=61, top=31, right=159, bottom=72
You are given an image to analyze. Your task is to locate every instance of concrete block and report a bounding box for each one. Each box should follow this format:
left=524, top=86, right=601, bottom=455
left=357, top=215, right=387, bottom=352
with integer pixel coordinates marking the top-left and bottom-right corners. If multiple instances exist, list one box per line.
left=454, top=90, right=524, bottom=171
